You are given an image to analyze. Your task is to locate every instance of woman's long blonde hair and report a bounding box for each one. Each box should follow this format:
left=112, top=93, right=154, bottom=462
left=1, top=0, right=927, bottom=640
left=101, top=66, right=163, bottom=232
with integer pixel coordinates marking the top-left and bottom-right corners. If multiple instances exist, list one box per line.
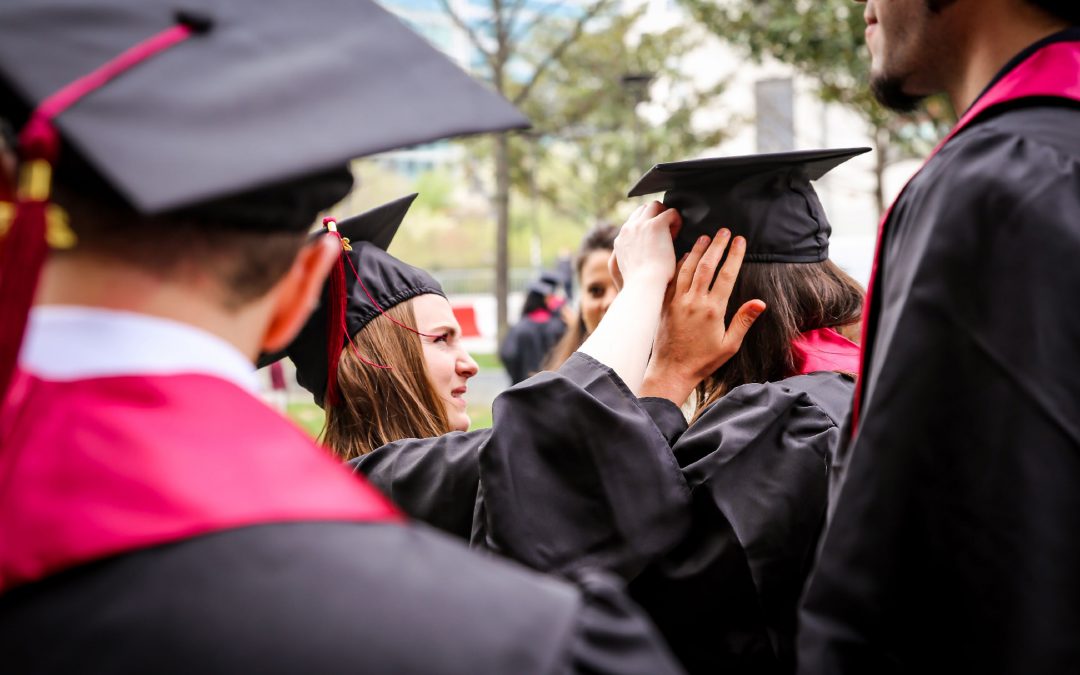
left=320, top=298, right=453, bottom=460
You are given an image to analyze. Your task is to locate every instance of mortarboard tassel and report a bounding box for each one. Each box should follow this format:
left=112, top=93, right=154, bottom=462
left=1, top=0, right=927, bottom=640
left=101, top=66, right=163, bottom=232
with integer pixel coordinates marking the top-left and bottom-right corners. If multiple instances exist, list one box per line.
left=323, top=218, right=392, bottom=408
left=323, top=219, right=348, bottom=407
left=339, top=244, right=441, bottom=340
left=0, top=21, right=199, bottom=400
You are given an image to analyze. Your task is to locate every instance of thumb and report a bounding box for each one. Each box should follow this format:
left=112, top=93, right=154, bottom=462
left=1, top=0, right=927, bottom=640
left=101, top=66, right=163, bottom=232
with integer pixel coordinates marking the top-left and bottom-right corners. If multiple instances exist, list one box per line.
left=723, top=300, right=766, bottom=350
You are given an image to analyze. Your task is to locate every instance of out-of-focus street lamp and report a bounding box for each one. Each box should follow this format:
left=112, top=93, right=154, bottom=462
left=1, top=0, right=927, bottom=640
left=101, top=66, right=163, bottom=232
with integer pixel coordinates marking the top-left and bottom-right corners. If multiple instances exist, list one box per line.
left=620, top=72, right=654, bottom=171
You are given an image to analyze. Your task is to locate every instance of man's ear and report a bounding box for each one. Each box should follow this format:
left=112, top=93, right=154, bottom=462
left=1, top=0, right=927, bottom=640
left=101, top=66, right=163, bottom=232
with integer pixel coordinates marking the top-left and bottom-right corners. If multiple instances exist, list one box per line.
left=260, top=234, right=339, bottom=354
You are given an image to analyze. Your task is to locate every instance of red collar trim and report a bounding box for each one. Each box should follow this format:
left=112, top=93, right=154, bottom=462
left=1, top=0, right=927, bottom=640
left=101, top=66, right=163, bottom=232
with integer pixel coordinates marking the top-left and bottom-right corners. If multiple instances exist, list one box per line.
left=791, top=328, right=860, bottom=376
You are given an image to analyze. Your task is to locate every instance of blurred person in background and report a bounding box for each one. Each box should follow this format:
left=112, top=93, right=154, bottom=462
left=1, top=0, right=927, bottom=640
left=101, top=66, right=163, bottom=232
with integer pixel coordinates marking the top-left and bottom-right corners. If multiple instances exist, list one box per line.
left=544, top=223, right=620, bottom=370
left=498, top=275, right=566, bottom=383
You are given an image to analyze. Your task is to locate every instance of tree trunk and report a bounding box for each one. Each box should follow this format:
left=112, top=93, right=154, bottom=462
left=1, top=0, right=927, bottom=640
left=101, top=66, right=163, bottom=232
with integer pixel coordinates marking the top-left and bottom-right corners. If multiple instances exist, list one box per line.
left=494, top=131, right=511, bottom=343
left=873, top=124, right=889, bottom=218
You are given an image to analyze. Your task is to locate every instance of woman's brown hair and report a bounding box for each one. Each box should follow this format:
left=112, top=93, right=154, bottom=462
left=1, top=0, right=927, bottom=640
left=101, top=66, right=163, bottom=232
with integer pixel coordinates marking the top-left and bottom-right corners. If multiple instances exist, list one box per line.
left=320, top=298, right=453, bottom=460
left=543, top=223, right=619, bottom=369
left=692, top=259, right=864, bottom=421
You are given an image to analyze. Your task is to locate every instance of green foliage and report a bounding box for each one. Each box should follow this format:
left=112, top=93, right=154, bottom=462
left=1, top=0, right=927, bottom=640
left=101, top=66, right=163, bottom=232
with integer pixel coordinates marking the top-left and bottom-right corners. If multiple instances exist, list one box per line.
left=512, top=11, right=732, bottom=223
left=682, top=0, right=953, bottom=163
left=412, top=169, right=456, bottom=212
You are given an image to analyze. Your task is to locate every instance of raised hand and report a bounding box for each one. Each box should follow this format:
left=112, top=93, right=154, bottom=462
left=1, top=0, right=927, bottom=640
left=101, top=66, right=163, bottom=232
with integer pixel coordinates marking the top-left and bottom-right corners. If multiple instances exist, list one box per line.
left=608, top=201, right=682, bottom=292
left=640, top=230, right=766, bottom=406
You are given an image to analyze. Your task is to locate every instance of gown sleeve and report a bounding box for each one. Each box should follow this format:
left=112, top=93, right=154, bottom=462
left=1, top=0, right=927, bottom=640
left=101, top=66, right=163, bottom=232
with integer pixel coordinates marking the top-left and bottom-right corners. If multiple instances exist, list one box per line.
left=475, top=352, right=692, bottom=580
left=350, top=429, right=491, bottom=539
left=637, top=397, right=689, bottom=445
left=352, top=367, right=696, bottom=547
left=632, top=376, right=846, bottom=674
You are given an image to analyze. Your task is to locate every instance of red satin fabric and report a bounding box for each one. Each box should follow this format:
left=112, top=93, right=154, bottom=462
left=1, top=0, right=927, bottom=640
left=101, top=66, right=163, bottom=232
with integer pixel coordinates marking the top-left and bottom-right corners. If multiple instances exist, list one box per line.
left=0, top=371, right=400, bottom=593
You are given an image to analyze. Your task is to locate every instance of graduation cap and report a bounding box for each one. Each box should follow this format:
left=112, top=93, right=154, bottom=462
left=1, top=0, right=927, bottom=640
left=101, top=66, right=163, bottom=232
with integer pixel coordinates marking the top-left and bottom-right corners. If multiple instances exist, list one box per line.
left=539, top=271, right=562, bottom=289
left=281, top=194, right=447, bottom=408
left=628, top=147, right=871, bottom=262
left=0, top=0, right=529, bottom=398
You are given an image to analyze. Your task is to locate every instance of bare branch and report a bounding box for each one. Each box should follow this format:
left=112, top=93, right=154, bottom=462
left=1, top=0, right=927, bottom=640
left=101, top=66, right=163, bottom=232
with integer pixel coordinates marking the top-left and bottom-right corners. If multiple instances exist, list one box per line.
left=512, top=0, right=614, bottom=106
left=509, top=0, right=569, bottom=44
left=434, top=0, right=494, bottom=67
left=504, top=0, right=532, bottom=37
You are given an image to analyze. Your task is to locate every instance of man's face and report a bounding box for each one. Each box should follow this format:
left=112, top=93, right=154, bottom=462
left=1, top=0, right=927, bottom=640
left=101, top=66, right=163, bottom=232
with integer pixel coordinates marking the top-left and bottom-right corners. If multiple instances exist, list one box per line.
left=858, top=0, right=957, bottom=111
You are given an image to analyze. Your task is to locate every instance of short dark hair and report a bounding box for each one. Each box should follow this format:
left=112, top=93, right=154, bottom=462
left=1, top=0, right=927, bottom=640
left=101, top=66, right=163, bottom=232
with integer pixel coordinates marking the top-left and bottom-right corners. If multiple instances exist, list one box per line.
left=53, top=182, right=316, bottom=311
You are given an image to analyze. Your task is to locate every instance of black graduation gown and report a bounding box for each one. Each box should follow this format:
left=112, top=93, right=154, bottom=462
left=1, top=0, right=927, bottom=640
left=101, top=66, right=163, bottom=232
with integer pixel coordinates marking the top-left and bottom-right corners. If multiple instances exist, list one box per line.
left=798, top=31, right=1080, bottom=675
left=353, top=428, right=492, bottom=538
left=354, top=353, right=691, bottom=575
left=0, top=523, right=682, bottom=674
left=498, top=312, right=567, bottom=383
left=357, top=360, right=852, bottom=674
left=632, top=373, right=853, bottom=675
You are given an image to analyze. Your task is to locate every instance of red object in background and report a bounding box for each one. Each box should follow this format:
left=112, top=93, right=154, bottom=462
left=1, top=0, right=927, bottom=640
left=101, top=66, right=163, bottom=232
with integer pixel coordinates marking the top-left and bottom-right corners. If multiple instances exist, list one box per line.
left=269, top=361, right=286, bottom=391
left=452, top=305, right=480, bottom=338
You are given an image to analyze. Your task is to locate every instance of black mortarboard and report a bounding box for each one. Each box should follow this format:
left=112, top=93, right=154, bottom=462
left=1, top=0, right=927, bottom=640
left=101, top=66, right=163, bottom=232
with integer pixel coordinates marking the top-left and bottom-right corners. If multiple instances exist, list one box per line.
left=627, top=147, right=871, bottom=262
left=530, top=279, right=557, bottom=296
left=0, top=0, right=528, bottom=217
left=539, top=271, right=562, bottom=289
left=0, top=0, right=528, bottom=399
left=284, top=194, right=446, bottom=407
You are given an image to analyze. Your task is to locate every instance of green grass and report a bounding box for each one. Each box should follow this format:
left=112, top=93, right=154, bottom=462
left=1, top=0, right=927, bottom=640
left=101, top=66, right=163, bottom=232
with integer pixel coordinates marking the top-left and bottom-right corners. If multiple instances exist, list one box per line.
left=287, top=401, right=325, bottom=439
left=471, top=352, right=502, bottom=371
left=468, top=403, right=493, bottom=430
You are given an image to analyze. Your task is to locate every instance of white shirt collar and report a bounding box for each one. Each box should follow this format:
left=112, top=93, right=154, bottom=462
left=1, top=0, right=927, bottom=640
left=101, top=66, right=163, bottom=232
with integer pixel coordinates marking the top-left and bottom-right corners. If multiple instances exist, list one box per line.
left=21, top=306, right=260, bottom=392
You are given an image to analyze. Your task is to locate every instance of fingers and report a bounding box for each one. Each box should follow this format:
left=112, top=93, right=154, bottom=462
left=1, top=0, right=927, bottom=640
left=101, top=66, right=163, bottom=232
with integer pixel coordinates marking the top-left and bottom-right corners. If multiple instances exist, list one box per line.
left=607, top=250, right=623, bottom=291
left=678, top=236, right=709, bottom=295
left=723, top=299, right=766, bottom=353
left=713, top=234, right=746, bottom=293
left=667, top=207, right=683, bottom=242
left=640, top=200, right=665, bottom=221
left=689, top=228, right=730, bottom=296
left=666, top=252, right=689, bottom=304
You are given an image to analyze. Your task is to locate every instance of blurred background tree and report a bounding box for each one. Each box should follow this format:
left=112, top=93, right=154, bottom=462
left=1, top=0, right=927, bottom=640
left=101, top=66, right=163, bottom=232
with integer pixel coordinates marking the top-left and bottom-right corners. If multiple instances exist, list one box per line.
left=512, top=9, right=733, bottom=224
left=682, top=0, right=953, bottom=215
left=435, top=0, right=619, bottom=340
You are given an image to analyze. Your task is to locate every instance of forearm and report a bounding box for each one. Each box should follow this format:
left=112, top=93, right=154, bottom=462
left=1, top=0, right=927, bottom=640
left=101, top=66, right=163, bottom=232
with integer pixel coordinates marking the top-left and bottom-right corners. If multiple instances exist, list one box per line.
left=578, top=276, right=666, bottom=394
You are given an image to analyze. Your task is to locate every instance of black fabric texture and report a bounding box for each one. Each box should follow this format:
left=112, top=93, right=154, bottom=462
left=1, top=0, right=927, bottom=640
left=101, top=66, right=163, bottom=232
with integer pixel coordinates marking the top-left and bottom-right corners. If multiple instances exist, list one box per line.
left=0, top=0, right=528, bottom=216
left=632, top=374, right=851, bottom=675
left=798, top=102, right=1080, bottom=674
left=0, top=521, right=683, bottom=674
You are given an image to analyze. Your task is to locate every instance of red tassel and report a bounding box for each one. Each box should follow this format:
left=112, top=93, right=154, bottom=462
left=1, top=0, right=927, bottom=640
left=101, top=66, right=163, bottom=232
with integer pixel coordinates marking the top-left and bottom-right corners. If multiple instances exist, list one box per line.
left=0, top=108, right=60, bottom=398
left=323, top=222, right=347, bottom=407
left=0, top=23, right=197, bottom=403
left=0, top=192, right=49, bottom=397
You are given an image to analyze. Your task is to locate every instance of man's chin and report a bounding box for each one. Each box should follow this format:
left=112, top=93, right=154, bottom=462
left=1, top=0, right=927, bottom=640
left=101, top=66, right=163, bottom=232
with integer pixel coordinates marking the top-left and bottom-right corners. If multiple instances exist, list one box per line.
left=870, top=73, right=926, bottom=113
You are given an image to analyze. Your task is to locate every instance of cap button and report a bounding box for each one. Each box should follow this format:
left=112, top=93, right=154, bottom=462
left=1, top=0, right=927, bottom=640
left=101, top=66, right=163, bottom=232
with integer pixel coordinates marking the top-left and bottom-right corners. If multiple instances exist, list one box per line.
left=174, top=9, right=214, bottom=34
